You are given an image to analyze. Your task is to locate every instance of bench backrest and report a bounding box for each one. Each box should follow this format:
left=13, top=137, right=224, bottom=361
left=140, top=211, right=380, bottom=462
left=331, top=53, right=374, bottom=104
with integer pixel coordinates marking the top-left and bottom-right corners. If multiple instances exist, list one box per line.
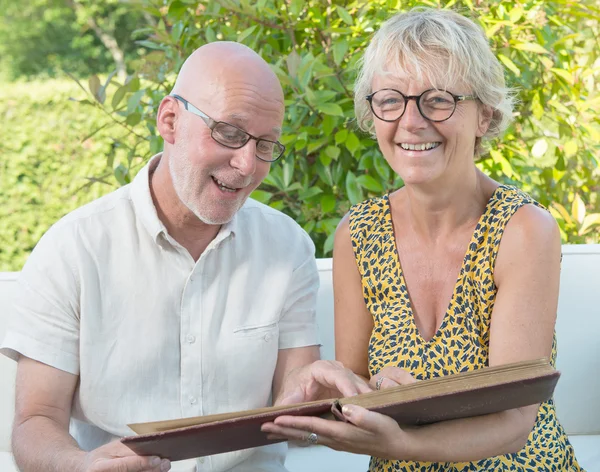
left=1, top=245, right=599, bottom=452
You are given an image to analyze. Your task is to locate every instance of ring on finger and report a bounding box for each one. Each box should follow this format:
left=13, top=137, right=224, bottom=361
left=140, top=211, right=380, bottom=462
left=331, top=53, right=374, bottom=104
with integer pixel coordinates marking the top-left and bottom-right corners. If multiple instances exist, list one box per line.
left=305, top=432, right=318, bottom=445
left=375, top=377, right=388, bottom=391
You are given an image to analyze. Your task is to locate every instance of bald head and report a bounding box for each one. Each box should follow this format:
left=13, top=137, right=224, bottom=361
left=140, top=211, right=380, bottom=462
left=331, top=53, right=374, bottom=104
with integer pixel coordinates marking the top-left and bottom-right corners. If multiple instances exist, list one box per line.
left=171, top=42, right=284, bottom=110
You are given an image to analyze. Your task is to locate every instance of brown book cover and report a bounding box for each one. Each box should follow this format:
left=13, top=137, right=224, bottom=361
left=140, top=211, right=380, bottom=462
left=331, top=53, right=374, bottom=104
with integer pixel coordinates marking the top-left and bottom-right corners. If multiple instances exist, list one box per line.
left=121, top=358, right=560, bottom=461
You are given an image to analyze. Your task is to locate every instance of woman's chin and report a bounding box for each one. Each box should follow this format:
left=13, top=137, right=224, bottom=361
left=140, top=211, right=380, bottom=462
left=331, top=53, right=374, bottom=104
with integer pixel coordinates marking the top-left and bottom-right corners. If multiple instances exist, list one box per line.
left=396, top=169, right=442, bottom=187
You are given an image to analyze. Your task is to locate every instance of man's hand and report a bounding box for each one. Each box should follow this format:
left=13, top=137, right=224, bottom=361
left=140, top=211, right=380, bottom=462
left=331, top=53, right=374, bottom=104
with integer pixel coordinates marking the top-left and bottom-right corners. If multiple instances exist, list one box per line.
left=81, top=441, right=170, bottom=472
left=275, top=359, right=372, bottom=406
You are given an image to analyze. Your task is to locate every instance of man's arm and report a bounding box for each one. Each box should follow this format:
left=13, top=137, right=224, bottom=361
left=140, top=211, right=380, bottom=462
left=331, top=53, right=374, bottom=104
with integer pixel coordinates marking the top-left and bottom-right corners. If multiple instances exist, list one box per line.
left=12, top=356, right=169, bottom=472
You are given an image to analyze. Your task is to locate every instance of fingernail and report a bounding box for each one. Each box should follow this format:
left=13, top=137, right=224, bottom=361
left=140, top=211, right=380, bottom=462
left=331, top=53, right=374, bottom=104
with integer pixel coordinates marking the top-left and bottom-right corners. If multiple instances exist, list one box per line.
left=342, top=405, right=353, bottom=416
left=161, top=459, right=171, bottom=471
left=150, top=457, right=161, bottom=466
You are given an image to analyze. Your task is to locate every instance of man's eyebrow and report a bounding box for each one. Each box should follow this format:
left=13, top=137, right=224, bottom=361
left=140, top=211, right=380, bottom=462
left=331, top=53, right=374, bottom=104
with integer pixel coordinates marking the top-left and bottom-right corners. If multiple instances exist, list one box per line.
left=229, top=113, right=281, bottom=136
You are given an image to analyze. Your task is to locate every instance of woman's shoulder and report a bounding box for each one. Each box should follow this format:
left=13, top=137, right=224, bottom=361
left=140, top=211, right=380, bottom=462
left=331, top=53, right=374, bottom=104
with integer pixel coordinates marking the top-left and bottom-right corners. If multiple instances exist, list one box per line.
left=348, top=194, right=389, bottom=220
left=492, top=184, right=546, bottom=211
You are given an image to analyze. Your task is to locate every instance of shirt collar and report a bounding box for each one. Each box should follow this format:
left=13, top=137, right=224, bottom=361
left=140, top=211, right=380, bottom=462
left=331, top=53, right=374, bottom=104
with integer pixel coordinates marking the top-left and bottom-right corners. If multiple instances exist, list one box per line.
left=131, top=153, right=239, bottom=246
left=130, top=153, right=165, bottom=242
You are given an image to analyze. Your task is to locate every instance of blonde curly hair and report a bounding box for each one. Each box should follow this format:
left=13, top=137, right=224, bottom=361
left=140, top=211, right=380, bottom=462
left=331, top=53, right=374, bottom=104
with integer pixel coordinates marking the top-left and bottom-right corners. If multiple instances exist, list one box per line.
left=354, top=8, right=515, bottom=154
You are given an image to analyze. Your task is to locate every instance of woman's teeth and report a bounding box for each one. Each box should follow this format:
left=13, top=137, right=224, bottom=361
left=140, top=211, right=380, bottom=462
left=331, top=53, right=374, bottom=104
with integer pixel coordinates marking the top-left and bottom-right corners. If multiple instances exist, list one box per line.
left=400, top=142, right=440, bottom=151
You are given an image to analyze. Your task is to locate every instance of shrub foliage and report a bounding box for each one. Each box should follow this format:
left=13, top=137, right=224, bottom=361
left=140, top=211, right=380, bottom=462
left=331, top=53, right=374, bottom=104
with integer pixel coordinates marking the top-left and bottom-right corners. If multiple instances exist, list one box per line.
left=2, top=0, right=599, bottom=270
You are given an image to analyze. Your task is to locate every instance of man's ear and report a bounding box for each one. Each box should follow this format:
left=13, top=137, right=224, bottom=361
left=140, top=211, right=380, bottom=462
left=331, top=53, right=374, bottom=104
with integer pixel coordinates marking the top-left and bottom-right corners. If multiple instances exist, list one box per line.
left=476, top=104, right=493, bottom=138
left=157, top=96, right=178, bottom=145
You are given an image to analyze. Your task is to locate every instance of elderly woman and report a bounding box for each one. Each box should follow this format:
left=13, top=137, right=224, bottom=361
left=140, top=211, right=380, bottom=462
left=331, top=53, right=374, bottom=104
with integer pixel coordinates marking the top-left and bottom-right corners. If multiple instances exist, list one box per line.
left=262, top=8, right=581, bottom=471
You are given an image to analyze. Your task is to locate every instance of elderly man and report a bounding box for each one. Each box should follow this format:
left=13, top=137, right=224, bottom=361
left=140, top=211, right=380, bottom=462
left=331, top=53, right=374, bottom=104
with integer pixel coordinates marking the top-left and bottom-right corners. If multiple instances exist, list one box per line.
left=1, top=42, right=368, bottom=472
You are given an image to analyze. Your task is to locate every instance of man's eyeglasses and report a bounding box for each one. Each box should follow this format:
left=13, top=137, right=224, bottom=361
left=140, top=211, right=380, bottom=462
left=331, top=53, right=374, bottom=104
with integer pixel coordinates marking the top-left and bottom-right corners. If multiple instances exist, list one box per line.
left=366, top=88, right=477, bottom=123
left=170, top=94, right=286, bottom=162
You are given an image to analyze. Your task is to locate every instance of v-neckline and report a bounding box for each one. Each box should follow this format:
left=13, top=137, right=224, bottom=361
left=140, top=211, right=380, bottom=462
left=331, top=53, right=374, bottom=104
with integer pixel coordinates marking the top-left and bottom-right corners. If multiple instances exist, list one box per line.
left=382, top=186, right=504, bottom=344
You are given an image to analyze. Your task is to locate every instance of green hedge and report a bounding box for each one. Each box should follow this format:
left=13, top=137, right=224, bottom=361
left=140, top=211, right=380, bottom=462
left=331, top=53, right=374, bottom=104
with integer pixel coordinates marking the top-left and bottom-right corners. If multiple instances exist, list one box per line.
left=0, top=79, right=133, bottom=271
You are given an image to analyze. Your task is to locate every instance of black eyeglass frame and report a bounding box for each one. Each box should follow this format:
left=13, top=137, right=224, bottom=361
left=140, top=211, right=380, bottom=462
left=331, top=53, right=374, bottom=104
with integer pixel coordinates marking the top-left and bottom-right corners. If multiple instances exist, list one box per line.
left=170, top=94, right=286, bottom=162
left=365, top=88, right=477, bottom=123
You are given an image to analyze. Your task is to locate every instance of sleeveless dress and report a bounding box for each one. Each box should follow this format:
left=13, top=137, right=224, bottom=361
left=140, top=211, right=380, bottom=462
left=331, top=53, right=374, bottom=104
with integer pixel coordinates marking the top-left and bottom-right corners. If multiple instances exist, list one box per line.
left=348, top=185, right=582, bottom=472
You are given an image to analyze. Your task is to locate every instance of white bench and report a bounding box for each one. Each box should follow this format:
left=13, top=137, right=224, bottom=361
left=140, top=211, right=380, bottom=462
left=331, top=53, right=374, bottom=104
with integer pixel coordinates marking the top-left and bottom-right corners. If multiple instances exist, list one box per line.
left=2, top=245, right=600, bottom=471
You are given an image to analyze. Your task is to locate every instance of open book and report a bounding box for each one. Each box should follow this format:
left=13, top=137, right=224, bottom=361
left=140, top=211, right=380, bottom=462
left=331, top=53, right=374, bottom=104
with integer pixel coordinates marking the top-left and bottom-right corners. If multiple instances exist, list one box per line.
left=121, top=358, right=559, bottom=461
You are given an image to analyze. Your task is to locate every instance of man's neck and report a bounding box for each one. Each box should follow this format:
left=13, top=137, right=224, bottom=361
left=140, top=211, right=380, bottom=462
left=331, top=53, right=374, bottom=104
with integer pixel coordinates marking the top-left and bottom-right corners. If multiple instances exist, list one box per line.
left=149, top=155, right=220, bottom=261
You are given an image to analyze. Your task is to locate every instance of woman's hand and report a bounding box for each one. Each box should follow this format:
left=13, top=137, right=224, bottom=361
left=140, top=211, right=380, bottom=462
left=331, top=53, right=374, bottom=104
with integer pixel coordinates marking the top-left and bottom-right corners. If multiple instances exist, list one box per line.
left=369, top=366, right=418, bottom=391
left=261, top=405, right=415, bottom=460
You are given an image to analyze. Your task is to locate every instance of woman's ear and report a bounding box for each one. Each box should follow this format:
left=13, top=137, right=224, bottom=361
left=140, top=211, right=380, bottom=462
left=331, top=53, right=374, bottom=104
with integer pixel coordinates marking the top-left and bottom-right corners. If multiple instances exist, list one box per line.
left=156, top=96, right=178, bottom=145
left=476, top=104, right=493, bottom=138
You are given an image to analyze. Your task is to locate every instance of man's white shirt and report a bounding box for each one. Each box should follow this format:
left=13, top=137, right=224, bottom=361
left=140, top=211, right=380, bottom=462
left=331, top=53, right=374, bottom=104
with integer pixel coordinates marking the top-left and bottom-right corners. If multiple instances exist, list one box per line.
left=1, top=154, right=320, bottom=471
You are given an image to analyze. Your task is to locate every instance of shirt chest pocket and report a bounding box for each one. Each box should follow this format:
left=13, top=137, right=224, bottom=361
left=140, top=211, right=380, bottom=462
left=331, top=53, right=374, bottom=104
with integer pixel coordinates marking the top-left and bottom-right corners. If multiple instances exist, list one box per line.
left=227, top=322, right=279, bottom=407
left=233, top=321, right=279, bottom=343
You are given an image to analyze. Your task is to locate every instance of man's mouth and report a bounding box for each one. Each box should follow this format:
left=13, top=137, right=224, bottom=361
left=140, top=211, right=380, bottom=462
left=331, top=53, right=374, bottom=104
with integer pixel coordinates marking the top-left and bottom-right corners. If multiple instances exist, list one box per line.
left=398, top=142, right=441, bottom=151
left=212, top=177, right=238, bottom=193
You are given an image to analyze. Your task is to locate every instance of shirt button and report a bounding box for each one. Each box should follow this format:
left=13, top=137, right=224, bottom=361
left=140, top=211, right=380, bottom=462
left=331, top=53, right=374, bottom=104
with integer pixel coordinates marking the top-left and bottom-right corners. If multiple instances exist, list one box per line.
left=264, top=333, right=272, bottom=342
left=186, top=334, right=196, bottom=344
left=189, top=396, right=197, bottom=404
left=199, top=458, right=205, bottom=464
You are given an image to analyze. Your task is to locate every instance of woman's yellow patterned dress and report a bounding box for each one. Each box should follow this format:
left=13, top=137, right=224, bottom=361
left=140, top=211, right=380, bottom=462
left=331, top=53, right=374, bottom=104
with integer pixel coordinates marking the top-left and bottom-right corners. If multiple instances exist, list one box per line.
left=348, top=185, right=582, bottom=472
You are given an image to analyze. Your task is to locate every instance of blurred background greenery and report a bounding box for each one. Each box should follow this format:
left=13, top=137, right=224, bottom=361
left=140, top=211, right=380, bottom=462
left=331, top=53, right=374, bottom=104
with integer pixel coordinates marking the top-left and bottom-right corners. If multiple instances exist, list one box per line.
left=1, top=0, right=599, bottom=271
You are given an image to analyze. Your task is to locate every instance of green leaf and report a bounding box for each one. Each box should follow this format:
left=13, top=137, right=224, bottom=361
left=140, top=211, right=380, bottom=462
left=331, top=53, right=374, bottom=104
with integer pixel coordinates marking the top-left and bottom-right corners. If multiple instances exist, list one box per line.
left=168, top=1, right=188, bottom=20
left=345, top=172, right=363, bottom=205
left=357, top=174, right=384, bottom=192
left=286, top=50, right=301, bottom=78
left=497, top=54, right=520, bottom=77
left=326, top=145, right=341, bottom=160
left=572, top=194, right=586, bottom=225
left=112, top=85, right=128, bottom=110
left=332, top=39, right=349, bottom=66
left=531, top=92, right=544, bottom=120
left=551, top=68, right=574, bottom=85
left=490, top=149, right=515, bottom=178
left=509, top=7, right=523, bottom=23
left=335, top=129, right=348, bottom=144
left=250, top=190, right=272, bottom=204
left=298, top=187, right=323, bottom=200
left=237, top=25, right=258, bottom=43
left=579, top=214, right=600, bottom=236
left=551, top=203, right=573, bottom=226
left=136, top=40, right=166, bottom=51
left=564, top=140, right=578, bottom=157
left=319, top=151, right=332, bottom=167
left=205, top=26, right=217, bottom=43
left=317, top=102, right=344, bottom=116
left=323, top=232, right=336, bottom=256
left=125, top=112, right=141, bottom=127
left=114, top=164, right=130, bottom=185
left=320, top=194, right=336, bottom=213
left=373, top=154, right=391, bottom=181
left=88, top=75, right=101, bottom=100
left=290, top=0, right=303, bottom=16
left=126, top=90, right=145, bottom=115
left=513, top=42, right=549, bottom=54
left=346, top=133, right=361, bottom=155
left=322, top=116, right=336, bottom=135
left=336, top=6, right=353, bottom=26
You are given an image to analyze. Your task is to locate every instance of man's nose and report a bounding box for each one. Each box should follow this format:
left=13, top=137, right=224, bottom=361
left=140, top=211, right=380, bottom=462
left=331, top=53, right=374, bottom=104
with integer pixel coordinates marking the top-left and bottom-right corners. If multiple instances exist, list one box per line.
left=230, top=139, right=257, bottom=177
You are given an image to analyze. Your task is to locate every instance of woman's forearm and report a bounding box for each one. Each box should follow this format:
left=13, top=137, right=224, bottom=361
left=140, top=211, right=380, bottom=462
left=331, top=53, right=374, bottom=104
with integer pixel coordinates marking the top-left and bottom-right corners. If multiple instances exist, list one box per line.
left=400, top=405, right=538, bottom=463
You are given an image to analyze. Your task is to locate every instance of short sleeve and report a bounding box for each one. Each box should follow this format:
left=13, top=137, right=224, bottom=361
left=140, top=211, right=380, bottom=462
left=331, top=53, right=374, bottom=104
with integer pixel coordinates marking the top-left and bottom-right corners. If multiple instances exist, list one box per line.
left=277, top=231, right=320, bottom=349
left=0, top=221, right=81, bottom=374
